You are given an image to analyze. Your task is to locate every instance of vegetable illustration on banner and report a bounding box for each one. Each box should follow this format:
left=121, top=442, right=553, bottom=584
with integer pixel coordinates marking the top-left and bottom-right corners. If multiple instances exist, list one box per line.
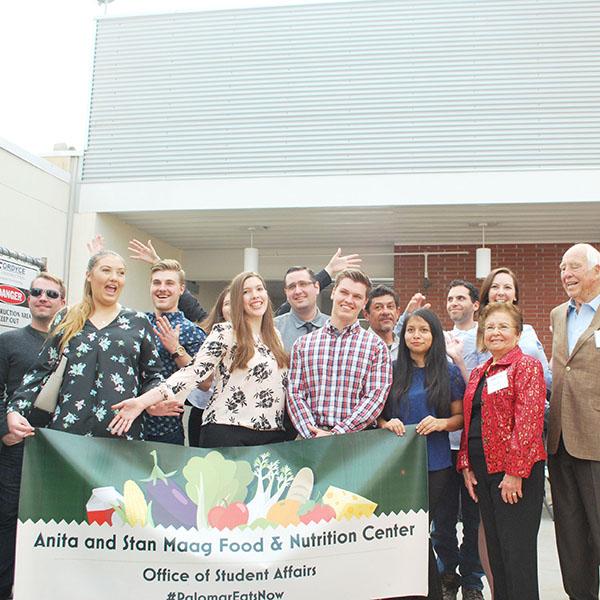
left=86, top=449, right=376, bottom=532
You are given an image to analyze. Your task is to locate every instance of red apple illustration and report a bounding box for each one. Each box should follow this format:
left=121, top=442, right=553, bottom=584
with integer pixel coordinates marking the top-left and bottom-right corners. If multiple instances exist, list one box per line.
left=208, top=502, right=249, bottom=530
left=299, top=502, right=336, bottom=525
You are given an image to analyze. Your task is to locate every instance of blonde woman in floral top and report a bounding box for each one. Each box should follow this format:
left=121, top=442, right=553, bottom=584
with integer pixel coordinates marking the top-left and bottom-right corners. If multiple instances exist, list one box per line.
left=7, top=251, right=165, bottom=440
left=111, top=271, right=290, bottom=447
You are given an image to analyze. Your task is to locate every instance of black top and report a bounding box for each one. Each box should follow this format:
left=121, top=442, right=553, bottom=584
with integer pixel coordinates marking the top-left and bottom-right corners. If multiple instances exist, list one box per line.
left=0, top=325, right=47, bottom=440
left=467, top=375, right=487, bottom=457
left=178, top=289, right=208, bottom=323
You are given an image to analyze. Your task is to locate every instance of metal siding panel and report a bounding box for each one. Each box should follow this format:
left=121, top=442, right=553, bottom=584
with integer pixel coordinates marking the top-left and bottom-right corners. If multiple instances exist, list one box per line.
left=82, top=0, right=600, bottom=181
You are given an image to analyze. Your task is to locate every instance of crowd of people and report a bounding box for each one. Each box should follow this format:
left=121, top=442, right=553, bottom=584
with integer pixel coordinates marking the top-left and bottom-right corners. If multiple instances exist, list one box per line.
left=1, top=239, right=600, bottom=600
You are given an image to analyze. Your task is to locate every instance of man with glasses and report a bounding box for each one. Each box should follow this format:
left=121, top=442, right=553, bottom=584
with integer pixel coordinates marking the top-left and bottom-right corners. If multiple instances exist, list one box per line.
left=0, top=272, right=66, bottom=600
left=275, top=266, right=330, bottom=352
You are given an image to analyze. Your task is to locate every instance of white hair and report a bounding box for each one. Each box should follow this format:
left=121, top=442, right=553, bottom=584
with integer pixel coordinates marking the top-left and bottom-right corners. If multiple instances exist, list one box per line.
left=583, top=244, right=600, bottom=268
left=565, top=243, right=600, bottom=269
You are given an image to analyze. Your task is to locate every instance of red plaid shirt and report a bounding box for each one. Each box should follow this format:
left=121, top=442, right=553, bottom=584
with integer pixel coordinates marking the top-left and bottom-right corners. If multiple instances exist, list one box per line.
left=287, top=320, right=392, bottom=438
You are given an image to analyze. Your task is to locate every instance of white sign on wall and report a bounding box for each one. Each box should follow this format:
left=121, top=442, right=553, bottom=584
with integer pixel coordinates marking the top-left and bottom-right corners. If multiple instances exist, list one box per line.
left=0, top=252, right=40, bottom=334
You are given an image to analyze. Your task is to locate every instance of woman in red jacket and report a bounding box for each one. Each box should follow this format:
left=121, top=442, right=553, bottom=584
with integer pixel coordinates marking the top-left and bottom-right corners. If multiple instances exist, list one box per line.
left=458, top=302, right=546, bottom=600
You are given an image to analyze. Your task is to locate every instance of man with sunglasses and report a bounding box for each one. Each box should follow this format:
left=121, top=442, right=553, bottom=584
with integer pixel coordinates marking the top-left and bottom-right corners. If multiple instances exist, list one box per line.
left=0, top=272, right=66, bottom=600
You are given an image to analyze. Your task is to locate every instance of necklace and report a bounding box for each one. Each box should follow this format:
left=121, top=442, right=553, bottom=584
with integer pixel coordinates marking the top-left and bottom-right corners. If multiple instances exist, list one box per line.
left=91, top=306, right=121, bottom=328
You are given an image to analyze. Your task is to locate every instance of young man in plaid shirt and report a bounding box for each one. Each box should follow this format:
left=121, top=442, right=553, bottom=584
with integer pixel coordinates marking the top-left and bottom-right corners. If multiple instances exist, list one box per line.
left=287, top=269, right=392, bottom=438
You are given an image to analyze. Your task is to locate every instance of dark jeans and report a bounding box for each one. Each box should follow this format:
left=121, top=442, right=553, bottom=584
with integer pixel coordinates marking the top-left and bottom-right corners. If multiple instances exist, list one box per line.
left=199, top=423, right=288, bottom=448
left=0, top=442, right=24, bottom=600
left=187, top=407, right=204, bottom=448
left=548, top=439, right=600, bottom=600
left=470, top=446, right=544, bottom=600
left=145, top=428, right=185, bottom=446
left=431, top=450, right=484, bottom=591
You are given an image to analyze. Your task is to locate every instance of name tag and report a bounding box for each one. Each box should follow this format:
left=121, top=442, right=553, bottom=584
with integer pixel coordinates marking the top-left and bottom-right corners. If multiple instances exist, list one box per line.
left=487, top=371, right=509, bottom=393
left=595, top=330, right=600, bottom=349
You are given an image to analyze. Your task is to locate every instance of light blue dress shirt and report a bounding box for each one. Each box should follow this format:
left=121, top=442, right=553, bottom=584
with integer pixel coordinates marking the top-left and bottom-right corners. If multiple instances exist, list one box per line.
left=566, top=292, right=600, bottom=354
left=274, top=308, right=329, bottom=351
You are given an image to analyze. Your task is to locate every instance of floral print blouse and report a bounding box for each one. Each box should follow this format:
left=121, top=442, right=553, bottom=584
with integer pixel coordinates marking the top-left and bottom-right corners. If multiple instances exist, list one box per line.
left=161, top=322, right=287, bottom=431
left=457, top=346, right=547, bottom=478
left=9, top=308, right=163, bottom=440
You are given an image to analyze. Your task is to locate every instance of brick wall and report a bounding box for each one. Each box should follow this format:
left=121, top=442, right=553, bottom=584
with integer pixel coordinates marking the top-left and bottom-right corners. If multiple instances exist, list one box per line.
left=392, top=243, right=595, bottom=352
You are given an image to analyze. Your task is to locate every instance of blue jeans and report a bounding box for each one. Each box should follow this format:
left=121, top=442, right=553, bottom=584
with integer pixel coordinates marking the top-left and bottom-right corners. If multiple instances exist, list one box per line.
left=0, top=442, right=24, bottom=600
left=431, top=450, right=484, bottom=591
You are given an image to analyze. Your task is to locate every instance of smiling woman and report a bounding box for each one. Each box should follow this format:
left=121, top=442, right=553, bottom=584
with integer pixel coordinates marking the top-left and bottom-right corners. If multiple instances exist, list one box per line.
left=458, top=302, right=546, bottom=600
left=479, top=267, right=552, bottom=389
left=378, top=307, right=465, bottom=600
left=110, top=271, right=291, bottom=448
left=6, top=251, right=165, bottom=440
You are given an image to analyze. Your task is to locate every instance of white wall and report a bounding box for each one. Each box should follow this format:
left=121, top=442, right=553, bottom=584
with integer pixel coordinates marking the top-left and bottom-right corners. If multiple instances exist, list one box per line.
left=0, top=144, right=71, bottom=279
left=182, top=245, right=394, bottom=282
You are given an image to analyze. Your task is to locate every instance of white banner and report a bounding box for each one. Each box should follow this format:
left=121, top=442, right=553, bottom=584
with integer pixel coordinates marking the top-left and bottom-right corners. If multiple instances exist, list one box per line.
left=16, top=512, right=428, bottom=600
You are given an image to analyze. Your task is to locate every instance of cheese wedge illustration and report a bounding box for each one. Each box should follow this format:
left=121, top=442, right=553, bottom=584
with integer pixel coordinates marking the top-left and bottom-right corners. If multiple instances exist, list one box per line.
left=322, top=485, right=377, bottom=520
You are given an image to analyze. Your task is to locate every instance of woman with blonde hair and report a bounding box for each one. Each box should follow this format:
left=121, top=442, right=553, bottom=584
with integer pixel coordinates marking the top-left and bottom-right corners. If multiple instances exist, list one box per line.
left=7, top=251, right=165, bottom=440
left=111, top=271, right=290, bottom=448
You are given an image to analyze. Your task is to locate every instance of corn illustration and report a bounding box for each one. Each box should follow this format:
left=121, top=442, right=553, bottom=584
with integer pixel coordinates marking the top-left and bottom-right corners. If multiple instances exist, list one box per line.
left=123, top=480, right=148, bottom=526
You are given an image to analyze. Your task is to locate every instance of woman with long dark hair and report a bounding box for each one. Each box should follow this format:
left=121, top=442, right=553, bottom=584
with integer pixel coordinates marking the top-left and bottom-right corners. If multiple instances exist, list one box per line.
left=110, top=272, right=290, bottom=448
left=7, top=251, right=164, bottom=440
left=379, top=308, right=465, bottom=600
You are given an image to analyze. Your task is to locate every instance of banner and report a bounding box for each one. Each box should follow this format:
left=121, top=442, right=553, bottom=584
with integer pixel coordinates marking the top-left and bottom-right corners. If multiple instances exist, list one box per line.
left=0, top=252, right=40, bottom=333
left=16, top=428, right=429, bottom=600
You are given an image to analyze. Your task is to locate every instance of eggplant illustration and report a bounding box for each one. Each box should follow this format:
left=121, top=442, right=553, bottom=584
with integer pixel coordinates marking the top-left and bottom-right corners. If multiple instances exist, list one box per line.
left=142, top=450, right=197, bottom=528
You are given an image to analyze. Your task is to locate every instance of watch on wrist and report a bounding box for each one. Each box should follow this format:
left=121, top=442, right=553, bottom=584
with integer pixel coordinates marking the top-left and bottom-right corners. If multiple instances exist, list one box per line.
left=170, top=345, right=186, bottom=359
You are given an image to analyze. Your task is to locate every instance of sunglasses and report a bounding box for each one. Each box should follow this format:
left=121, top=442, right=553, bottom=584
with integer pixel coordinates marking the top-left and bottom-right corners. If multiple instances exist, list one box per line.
left=30, top=287, right=61, bottom=300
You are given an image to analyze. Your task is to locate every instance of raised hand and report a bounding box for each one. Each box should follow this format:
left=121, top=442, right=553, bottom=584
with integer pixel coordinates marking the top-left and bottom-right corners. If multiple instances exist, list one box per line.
left=86, top=234, right=105, bottom=255
left=404, top=293, right=431, bottom=314
left=128, top=239, right=161, bottom=265
left=325, top=248, right=362, bottom=276
left=445, top=334, right=465, bottom=363
left=154, top=315, right=180, bottom=354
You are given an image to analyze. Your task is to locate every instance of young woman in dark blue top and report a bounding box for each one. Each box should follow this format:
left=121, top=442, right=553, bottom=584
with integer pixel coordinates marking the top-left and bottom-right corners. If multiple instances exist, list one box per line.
left=378, top=308, right=465, bottom=600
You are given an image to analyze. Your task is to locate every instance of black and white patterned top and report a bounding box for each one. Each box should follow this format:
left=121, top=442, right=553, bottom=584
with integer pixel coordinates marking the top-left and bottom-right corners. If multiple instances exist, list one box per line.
left=161, top=322, right=287, bottom=431
left=8, top=308, right=163, bottom=440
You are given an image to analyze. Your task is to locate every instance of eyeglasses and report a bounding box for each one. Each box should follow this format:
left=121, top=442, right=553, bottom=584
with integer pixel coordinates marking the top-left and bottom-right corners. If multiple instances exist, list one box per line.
left=284, top=281, right=315, bottom=291
left=484, top=325, right=514, bottom=333
left=30, top=287, right=61, bottom=300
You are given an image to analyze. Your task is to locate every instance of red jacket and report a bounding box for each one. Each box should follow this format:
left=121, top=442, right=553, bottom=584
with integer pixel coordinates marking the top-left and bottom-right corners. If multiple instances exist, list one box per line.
left=457, top=345, right=547, bottom=478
